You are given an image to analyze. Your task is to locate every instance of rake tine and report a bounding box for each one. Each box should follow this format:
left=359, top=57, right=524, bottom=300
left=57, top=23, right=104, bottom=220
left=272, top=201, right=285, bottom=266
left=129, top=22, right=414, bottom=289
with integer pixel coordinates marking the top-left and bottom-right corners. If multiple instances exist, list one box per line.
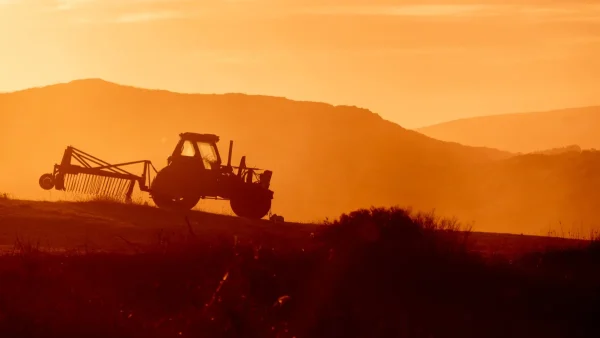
left=103, top=177, right=112, bottom=198
left=82, top=175, right=87, bottom=194
left=111, top=178, right=120, bottom=199
left=124, top=180, right=131, bottom=199
left=121, top=180, right=127, bottom=199
left=97, top=176, right=104, bottom=196
left=114, top=179, right=121, bottom=198
left=72, top=175, right=77, bottom=193
left=88, top=175, right=95, bottom=195
left=72, top=174, right=78, bottom=193
left=123, top=180, right=130, bottom=198
left=96, top=177, right=104, bottom=197
left=115, top=179, right=123, bottom=198
left=123, top=180, right=132, bottom=202
left=87, top=174, right=93, bottom=195
left=110, top=178, right=118, bottom=198
left=83, top=174, right=91, bottom=194
left=107, top=178, right=115, bottom=198
left=117, top=179, right=126, bottom=199
left=120, top=179, right=127, bottom=200
left=102, top=177, right=109, bottom=198
left=80, top=175, right=85, bottom=194
left=92, top=175, right=99, bottom=195
left=77, top=175, right=84, bottom=193
left=75, top=175, right=80, bottom=193
left=108, top=178, right=114, bottom=198
left=111, top=179, right=118, bottom=199
left=103, top=177, right=110, bottom=197
left=76, top=175, right=83, bottom=193
left=99, top=176, right=105, bottom=196
left=94, top=176, right=102, bottom=195
left=80, top=174, right=86, bottom=194
left=72, top=174, right=79, bottom=193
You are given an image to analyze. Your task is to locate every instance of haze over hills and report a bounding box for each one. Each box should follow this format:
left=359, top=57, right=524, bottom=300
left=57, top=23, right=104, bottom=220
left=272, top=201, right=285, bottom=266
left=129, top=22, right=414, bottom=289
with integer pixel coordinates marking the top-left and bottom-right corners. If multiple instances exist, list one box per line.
left=416, top=106, right=600, bottom=154
left=2, top=78, right=600, bottom=235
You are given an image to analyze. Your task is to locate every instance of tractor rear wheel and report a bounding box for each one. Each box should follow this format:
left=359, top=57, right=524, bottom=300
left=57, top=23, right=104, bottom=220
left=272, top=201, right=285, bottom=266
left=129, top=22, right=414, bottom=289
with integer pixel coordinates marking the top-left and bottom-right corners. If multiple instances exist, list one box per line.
left=150, top=166, right=200, bottom=211
left=230, top=195, right=271, bottom=219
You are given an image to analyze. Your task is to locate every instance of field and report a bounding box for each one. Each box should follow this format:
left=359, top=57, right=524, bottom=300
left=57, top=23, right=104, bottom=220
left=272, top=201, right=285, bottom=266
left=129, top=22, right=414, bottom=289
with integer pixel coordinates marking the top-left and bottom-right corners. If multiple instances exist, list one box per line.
left=1, top=196, right=599, bottom=338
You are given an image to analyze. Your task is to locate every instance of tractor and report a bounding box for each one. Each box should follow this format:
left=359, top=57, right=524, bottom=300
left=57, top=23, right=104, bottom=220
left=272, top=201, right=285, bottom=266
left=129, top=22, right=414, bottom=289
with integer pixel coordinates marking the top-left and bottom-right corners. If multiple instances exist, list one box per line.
left=150, top=132, right=274, bottom=219
left=38, top=132, right=275, bottom=220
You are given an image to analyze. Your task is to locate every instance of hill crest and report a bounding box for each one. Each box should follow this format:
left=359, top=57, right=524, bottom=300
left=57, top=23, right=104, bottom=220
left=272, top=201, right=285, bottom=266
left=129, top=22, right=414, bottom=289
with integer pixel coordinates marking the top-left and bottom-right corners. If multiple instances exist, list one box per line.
left=4, top=77, right=388, bottom=121
left=7, top=78, right=590, bottom=235
left=416, top=105, right=600, bottom=153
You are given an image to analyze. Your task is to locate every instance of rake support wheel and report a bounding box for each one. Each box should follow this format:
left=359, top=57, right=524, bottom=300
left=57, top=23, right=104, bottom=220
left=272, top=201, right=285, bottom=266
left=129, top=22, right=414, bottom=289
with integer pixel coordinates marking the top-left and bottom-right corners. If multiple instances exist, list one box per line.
left=39, top=173, right=55, bottom=190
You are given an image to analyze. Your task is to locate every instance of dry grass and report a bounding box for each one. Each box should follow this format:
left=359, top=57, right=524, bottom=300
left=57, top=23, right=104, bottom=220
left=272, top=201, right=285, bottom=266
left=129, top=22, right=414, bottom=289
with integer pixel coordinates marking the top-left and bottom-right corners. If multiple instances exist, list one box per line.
left=0, top=205, right=598, bottom=338
left=544, top=222, right=600, bottom=241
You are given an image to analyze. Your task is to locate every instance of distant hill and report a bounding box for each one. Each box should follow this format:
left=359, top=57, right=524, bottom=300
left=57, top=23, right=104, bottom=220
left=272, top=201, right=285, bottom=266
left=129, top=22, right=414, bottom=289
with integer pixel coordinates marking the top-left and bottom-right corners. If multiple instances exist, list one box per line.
left=529, top=145, right=582, bottom=155
left=2, top=79, right=600, bottom=235
left=415, top=106, right=600, bottom=153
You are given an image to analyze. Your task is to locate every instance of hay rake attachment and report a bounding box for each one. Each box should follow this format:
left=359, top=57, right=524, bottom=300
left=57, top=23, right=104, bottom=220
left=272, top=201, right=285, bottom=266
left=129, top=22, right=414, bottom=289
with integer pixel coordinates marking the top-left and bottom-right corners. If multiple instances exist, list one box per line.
left=39, top=146, right=157, bottom=202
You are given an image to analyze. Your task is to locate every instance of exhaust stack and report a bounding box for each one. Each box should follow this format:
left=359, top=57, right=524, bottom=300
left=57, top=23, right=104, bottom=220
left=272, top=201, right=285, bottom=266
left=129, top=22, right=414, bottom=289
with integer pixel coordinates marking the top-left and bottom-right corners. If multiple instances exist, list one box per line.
left=227, top=140, right=233, bottom=167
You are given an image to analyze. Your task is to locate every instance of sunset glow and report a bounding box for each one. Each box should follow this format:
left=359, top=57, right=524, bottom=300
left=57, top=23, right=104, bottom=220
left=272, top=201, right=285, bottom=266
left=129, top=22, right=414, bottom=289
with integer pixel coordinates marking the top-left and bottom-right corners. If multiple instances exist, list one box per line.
left=2, top=0, right=599, bottom=127
left=1, top=3, right=600, bottom=336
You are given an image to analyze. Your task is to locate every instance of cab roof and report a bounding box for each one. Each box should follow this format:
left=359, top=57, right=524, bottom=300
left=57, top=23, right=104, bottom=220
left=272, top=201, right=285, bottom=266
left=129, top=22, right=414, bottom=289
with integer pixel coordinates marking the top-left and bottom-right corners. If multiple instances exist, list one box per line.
left=179, top=132, right=220, bottom=143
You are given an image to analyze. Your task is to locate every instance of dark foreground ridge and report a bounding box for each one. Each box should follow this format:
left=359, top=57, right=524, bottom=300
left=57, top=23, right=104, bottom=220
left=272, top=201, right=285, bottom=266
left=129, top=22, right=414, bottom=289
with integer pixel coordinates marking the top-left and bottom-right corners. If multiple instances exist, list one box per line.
left=0, top=198, right=598, bottom=338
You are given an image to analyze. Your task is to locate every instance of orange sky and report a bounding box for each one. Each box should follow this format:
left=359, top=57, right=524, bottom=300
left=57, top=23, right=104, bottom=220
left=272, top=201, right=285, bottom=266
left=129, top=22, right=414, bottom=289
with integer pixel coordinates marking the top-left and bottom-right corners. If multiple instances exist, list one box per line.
left=1, top=0, right=600, bottom=128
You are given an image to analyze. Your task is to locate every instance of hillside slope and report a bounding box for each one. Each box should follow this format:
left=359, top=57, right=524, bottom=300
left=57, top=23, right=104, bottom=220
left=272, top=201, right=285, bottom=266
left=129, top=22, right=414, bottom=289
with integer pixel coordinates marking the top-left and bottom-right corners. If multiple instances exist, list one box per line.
left=416, top=106, right=600, bottom=153
left=0, top=198, right=316, bottom=253
left=0, top=79, right=509, bottom=222
left=0, top=198, right=588, bottom=258
left=3, top=79, right=600, bottom=234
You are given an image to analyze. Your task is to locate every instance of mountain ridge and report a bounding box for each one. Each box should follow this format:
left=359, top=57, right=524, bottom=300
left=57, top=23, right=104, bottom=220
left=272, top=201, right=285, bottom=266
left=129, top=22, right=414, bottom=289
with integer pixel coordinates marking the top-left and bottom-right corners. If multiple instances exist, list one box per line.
left=417, top=105, right=600, bottom=130
left=3, top=78, right=387, bottom=120
left=416, top=105, right=600, bottom=153
left=4, top=78, right=599, bottom=235
left=2, top=77, right=513, bottom=158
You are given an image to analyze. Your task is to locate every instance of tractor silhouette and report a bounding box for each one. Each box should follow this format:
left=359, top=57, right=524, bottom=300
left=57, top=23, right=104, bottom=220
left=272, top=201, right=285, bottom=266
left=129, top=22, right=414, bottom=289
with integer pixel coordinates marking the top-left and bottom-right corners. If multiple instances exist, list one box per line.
left=38, top=132, right=275, bottom=220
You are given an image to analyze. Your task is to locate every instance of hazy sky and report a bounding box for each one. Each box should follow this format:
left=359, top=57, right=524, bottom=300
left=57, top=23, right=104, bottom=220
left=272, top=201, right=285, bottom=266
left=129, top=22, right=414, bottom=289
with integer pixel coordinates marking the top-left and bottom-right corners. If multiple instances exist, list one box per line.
left=1, top=0, right=600, bottom=127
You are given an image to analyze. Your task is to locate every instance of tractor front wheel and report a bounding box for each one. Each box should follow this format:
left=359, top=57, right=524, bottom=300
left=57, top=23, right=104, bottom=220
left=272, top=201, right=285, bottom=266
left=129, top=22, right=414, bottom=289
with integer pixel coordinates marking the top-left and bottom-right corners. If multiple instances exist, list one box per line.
left=230, top=195, right=271, bottom=219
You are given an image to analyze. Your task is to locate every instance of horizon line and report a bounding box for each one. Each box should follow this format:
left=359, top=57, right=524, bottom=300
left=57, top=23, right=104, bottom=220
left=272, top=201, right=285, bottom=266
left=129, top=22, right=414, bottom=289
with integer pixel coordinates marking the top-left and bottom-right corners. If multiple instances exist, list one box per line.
left=3, top=77, right=600, bottom=130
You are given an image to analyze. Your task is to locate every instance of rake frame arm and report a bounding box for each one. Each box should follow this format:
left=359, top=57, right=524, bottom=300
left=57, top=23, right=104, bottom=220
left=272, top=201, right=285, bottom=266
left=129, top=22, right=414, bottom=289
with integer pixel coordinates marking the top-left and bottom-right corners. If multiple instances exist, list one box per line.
left=57, top=146, right=158, bottom=189
left=45, top=146, right=158, bottom=202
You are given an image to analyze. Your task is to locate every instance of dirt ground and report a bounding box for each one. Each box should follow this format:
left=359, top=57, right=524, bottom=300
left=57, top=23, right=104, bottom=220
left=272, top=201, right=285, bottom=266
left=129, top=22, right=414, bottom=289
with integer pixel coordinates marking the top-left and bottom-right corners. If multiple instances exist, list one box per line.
left=0, top=198, right=588, bottom=258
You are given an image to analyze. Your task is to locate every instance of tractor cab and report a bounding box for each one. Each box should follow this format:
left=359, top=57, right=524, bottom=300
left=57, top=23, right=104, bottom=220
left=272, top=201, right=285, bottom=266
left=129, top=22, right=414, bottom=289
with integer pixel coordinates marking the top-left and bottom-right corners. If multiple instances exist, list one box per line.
left=169, top=133, right=222, bottom=171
